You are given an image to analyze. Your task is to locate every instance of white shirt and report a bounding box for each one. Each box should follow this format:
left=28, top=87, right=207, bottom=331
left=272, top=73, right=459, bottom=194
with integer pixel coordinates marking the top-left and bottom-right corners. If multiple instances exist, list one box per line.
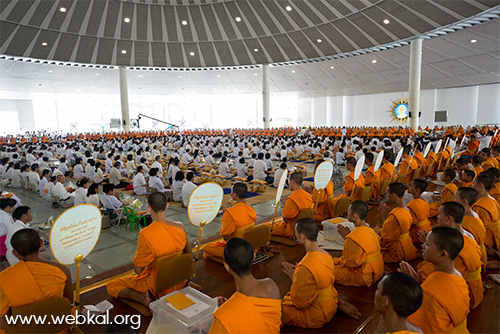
left=105, top=158, right=113, bottom=172
left=43, top=182, right=54, bottom=201
left=182, top=181, right=197, bottom=207
left=39, top=177, right=48, bottom=197
left=53, top=182, right=70, bottom=200
left=182, top=153, right=192, bottom=164
left=6, top=219, right=30, bottom=266
left=237, top=164, right=248, bottom=178
left=133, top=173, right=147, bottom=195
left=204, top=155, right=214, bottom=165
left=74, top=187, right=87, bottom=206
left=104, top=194, right=122, bottom=209
left=0, top=210, right=14, bottom=237
left=28, top=171, right=40, bottom=187
left=126, top=160, right=136, bottom=176
left=274, top=168, right=286, bottom=188
left=85, top=194, right=100, bottom=207
left=253, top=160, right=267, bottom=181
left=172, top=180, right=185, bottom=202
left=94, top=168, right=104, bottom=184
left=109, top=168, right=122, bottom=186
left=85, top=164, right=95, bottom=181
left=219, top=162, right=232, bottom=177
left=73, top=164, right=84, bottom=179
left=58, top=163, right=69, bottom=174
left=151, top=161, right=163, bottom=174
left=11, top=169, right=21, bottom=188
left=149, top=176, right=168, bottom=193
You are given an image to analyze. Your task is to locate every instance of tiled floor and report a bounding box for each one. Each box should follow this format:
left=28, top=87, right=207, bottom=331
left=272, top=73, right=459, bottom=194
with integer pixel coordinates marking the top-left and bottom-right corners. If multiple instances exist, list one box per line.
left=0, top=183, right=284, bottom=282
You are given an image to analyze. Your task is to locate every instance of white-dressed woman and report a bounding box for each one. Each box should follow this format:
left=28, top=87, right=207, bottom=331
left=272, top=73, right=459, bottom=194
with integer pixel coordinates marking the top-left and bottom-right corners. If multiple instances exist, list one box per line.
left=73, top=158, right=85, bottom=179
left=148, top=168, right=169, bottom=193
left=74, top=178, right=89, bottom=206
left=85, top=183, right=101, bottom=207
left=218, top=156, right=232, bottom=178
left=172, top=171, right=186, bottom=202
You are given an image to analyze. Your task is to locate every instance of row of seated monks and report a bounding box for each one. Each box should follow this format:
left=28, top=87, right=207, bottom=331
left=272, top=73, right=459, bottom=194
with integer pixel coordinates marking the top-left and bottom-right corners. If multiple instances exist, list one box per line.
left=1, top=140, right=499, bottom=332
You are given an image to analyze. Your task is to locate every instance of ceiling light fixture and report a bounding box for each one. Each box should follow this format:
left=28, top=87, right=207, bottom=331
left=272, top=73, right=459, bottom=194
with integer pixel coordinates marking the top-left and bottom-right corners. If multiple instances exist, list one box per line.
left=253, top=48, right=259, bottom=52
left=330, top=66, right=334, bottom=69
left=121, top=50, right=127, bottom=54
left=383, top=19, right=390, bottom=24
left=189, top=52, right=195, bottom=56
left=96, top=73, right=100, bottom=76
left=254, top=73, right=258, bottom=76
left=179, top=76, right=182, bottom=78
left=291, top=70, right=296, bottom=73
left=138, top=75, right=142, bottom=77
left=48, top=70, right=53, bottom=73
left=317, top=39, right=322, bottom=43
left=181, top=20, right=188, bottom=25
left=59, top=7, right=66, bottom=12
left=124, top=17, right=130, bottom=23
left=470, top=39, right=477, bottom=43
left=217, top=75, right=220, bottom=78
left=235, top=17, right=241, bottom=22
left=372, top=59, right=377, bottom=63
left=285, top=5, right=292, bottom=11
left=41, top=42, right=48, bottom=46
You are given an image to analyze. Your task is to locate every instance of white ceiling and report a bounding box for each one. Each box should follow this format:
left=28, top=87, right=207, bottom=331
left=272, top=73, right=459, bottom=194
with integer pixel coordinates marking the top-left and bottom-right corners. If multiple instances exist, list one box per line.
left=0, top=18, right=499, bottom=99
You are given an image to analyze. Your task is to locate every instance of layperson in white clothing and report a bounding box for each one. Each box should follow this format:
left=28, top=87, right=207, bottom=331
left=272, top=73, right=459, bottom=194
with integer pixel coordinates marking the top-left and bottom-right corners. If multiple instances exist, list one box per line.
left=172, top=171, right=186, bottom=202
left=253, top=153, right=267, bottom=181
left=85, top=183, right=101, bottom=207
left=219, top=156, right=232, bottom=178
left=28, top=164, right=40, bottom=189
left=85, top=159, right=96, bottom=182
left=38, top=169, right=50, bottom=197
left=94, top=161, right=105, bottom=184
left=133, top=166, right=147, bottom=195
left=109, top=162, right=129, bottom=188
left=148, top=168, right=169, bottom=193
left=236, top=158, right=249, bottom=179
left=0, top=198, right=16, bottom=259
left=74, top=178, right=89, bottom=206
left=151, top=155, right=164, bottom=177
left=58, top=157, right=69, bottom=176
left=53, top=174, right=75, bottom=206
left=43, top=176, right=56, bottom=201
left=182, top=172, right=197, bottom=207
left=126, top=154, right=136, bottom=178
left=102, top=184, right=123, bottom=209
left=10, top=163, right=22, bottom=188
left=73, top=158, right=85, bottom=179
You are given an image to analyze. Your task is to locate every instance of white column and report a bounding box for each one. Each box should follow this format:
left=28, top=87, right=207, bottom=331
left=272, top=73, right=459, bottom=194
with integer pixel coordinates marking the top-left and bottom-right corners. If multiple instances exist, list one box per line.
left=262, top=64, right=270, bottom=129
left=119, top=67, right=130, bottom=132
left=409, top=38, right=423, bottom=131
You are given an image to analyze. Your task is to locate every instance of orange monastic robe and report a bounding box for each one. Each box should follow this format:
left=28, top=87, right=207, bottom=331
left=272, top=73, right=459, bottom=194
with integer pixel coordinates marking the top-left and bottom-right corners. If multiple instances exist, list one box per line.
left=334, top=226, right=384, bottom=287
left=270, top=189, right=313, bottom=238
left=282, top=251, right=338, bottom=328
left=379, top=207, right=417, bottom=263
left=0, top=261, right=67, bottom=317
left=408, top=271, right=470, bottom=334
left=398, top=156, right=418, bottom=185
left=204, top=202, right=257, bottom=258
left=462, top=215, right=487, bottom=271
left=209, top=292, right=281, bottom=334
left=429, top=183, right=458, bottom=217
left=312, top=180, right=334, bottom=222
left=417, top=234, right=483, bottom=309
left=489, top=182, right=500, bottom=204
left=406, top=198, right=431, bottom=243
left=472, top=196, right=500, bottom=250
left=372, top=162, right=394, bottom=199
left=365, top=165, right=375, bottom=186
left=482, top=157, right=499, bottom=170
left=107, top=221, right=187, bottom=298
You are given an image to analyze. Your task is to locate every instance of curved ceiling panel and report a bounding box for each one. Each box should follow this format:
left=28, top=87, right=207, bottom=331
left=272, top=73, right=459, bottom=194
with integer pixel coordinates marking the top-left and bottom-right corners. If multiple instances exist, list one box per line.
left=0, top=0, right=497, bottom=67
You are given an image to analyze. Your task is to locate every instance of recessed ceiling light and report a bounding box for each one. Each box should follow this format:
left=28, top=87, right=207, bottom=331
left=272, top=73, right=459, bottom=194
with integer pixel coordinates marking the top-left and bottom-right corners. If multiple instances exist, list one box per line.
left=41, top=42, right=48, bottom=46
left=48, top=70, right=53, bottom=73
left=253, top=48, right=259, bottom=52
left=189, top=52, right=195, bottom=56
left=179, top=76, right=183, bottom=78
left=316, top=39, right=322, bottom=43
left=91, top=86, right=95, bottom=89
left=372, top=59, right=377, bottom=63
left=96, top=73, right=100, bottom=76
left=138, top=75, right=142, bottom=78
left=181, top=20, right=188, bottom=26
left=470, top=39, right=477, bottom=43
left=254, top=73, right=258, bottom=76
left=291, top=70, right=296, bottom=73
left=216, top=75, right=220, bottom=78
left=59, top=7, right=66, bottom=12
left=285, top=5, right=292, bottom=11
left=121, top=50, right=127, bottom=54
left=383, top=19, right=390, bottom=24
left=124, top=17, right=130, bottom=23
left=235, top=17, right=241, bottom=22
left=330, top=66, right=334, bottom=69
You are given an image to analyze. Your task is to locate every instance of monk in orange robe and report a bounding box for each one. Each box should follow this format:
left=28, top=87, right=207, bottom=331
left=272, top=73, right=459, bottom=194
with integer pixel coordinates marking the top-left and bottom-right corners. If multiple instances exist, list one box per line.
left=334, top=201, right=384, bottom=287
left=461, top=134, right=480, bottom=157
left=204, top=183, right=257, bottom=259
left=397, top=146, right=418, bottom=186
left=331, top=157, right=365, bottom=207
left=401, top=227, right=470, bottom=333
left=373, top=272, right=423, bottom=334
left=0, top=229, right=73, bottom=328
left=407, top=179, right=431, bottom=243
left=364, top=153, right=376, bottom=187
left=304, top=159, right=335, bottom=222
left=455, top=187, right=488, bottom=270
left=209, top=238, right=281, bottom=334
left=416, top=202, right=483, bottom=309
left=472, top=155, right=484, bottom=175
left=485, top=168, right=500, bottom=203
left=480, top=148, right=499, bottom=170
left=472, top=174, right=500, bottom=251
left=107, top=192, right=192, bottom=307
left=281, top=218, right=361, bottom=328
left=379, top=182, right=417, bottom=263
left=429, top=169, right=458, bottom=217
left=371, top=151, right=394, bottom=199
left=268, top=172, right=313, bottom=238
